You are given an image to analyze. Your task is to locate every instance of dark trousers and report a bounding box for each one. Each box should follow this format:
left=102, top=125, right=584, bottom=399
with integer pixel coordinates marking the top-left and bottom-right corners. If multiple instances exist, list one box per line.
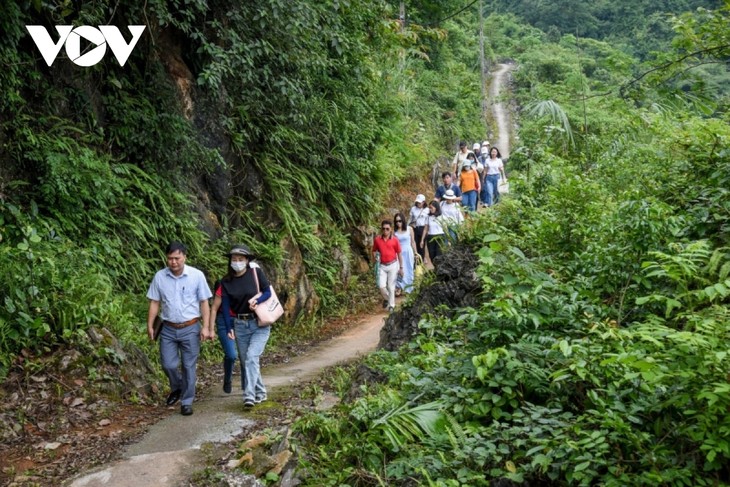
left=426, top=234, right=443, bottom=262
left=414, top=226, right=426, bottom=261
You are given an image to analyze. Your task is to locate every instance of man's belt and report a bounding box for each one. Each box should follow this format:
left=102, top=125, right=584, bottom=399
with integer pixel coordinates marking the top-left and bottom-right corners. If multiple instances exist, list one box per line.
left=163, top=317, right=200, bottom=329
left=381, top=259, right=398, bottom=266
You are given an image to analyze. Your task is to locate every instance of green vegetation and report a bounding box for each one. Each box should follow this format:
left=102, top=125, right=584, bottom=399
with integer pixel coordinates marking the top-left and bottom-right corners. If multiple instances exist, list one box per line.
left=291, top=4, right=730, bottom=485
left=1, top=0, right=729, bottom=483
left=0, top=1, right=484, bottom=377
left=488, top=0, right=723, bottom=59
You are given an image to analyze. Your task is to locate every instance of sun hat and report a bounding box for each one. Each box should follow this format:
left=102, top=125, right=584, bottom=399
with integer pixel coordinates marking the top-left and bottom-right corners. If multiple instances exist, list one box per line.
left=415, top=194, right=426, bottom=203
left=482, top=141, right=490, bottom=147
left=443, top=189, right=457, bottom=200
left=227, top=244, right=255, bottom=257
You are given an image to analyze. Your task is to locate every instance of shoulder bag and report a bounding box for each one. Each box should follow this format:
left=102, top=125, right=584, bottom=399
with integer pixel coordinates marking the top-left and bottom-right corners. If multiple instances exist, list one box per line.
left=251, top=268, right=284, bottom=327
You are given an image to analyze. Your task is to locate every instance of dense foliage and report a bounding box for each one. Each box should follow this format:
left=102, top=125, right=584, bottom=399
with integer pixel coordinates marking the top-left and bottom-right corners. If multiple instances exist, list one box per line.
left=293, top=4, right=730, bottom=485
left=0, top=0, right=484, bottom=375
left=487, top=0, right=723, bottom=59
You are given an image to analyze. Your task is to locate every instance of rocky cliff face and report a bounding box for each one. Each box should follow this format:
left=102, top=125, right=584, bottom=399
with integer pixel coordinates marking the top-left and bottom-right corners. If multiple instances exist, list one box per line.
left=379, top=245, right=483, bottom=351
left=152, top=30, right=323, bottom=321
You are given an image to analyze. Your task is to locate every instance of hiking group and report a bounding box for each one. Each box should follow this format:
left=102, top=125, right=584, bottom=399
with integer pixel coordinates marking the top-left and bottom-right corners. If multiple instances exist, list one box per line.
left=372, top=140, right=507, bottom=312
left=146, top=242, right=274, bottom=415
left=143, top=140, right=507, bottom=415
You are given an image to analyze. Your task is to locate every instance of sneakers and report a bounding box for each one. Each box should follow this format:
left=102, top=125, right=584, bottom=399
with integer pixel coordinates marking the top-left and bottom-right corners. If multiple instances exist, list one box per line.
left=223, top=380, right=232, bottom=394
left=243, top=399, right=255, bottom=408
left=388, top=306, right=395, bottom=312
left=255, top=394, right=267, bottom=404
left=382, top=300, right=388, bottom=309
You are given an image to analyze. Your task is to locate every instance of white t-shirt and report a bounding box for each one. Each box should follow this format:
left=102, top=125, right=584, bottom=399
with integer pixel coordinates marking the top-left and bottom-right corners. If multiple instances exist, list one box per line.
left=486, top=158, right=504, bottom=176
left=440, top=201, right=464, bottom=225
left=426, top=214, right=445, bottom=236
left=409, top=205, right=429, bottom=227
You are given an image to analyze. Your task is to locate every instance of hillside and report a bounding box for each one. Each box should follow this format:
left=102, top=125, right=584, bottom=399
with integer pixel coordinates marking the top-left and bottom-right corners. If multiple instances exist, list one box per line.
left=2, top=0, right=730, bottom=485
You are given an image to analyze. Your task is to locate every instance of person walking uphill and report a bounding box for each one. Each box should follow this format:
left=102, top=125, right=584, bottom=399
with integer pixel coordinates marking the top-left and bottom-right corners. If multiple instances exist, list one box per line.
left=210, top=245, right=273, bottom=408
left=147, top=241, right=212, bottom=416
left=372, top=220, right=403, bottom=312
left=409, top=194, right=429, bottom=263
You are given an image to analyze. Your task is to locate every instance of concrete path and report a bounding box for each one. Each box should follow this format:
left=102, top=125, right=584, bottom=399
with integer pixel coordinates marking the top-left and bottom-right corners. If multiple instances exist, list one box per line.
left=491, top=62, right=515, bottom=159
left=66, top=311, right=388, bottom=486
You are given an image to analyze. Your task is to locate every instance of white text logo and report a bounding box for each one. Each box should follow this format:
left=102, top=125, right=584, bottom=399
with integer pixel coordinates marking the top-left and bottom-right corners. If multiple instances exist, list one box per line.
left=25, top=25, right=146, bottom=67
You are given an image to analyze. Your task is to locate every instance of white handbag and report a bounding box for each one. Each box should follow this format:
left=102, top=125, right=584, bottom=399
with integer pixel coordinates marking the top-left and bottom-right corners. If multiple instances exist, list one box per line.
left=251, top=268, right=284, bottom=327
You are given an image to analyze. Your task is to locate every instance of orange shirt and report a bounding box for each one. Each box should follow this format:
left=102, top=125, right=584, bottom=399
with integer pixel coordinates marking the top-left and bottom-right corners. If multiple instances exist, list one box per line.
left=459, top=169, right=480, bottom=192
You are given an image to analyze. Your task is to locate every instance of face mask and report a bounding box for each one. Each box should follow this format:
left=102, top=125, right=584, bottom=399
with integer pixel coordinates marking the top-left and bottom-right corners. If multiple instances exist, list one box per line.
left=230, top=261, right=247, bottom=272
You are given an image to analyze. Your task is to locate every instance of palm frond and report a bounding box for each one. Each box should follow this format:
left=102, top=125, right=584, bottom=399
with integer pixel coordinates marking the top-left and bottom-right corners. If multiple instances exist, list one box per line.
left=370, top=400, right=444, bottom=450
left=525, top=99, right=575, bottom=148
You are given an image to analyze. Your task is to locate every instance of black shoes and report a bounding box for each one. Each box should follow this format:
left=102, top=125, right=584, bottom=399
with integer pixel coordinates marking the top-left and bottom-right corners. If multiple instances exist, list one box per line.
left=382, top=300, right=388, bottom=309
left=223, top=380, right=232, bottom=394
left=180, top=405, right=193, bottom=416
left=166, top=389, right=182, bottom=406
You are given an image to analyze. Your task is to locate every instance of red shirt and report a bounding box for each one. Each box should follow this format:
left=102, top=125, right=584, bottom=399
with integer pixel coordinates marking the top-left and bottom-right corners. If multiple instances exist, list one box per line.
left=372, top=235, right=401, bottom=264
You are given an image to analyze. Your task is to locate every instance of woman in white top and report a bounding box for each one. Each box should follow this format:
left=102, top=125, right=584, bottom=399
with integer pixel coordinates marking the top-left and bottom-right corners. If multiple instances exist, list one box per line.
left=439, top=189, right=464, bottom=241
left=409, top=194, right=429, bottom=262
left=483, top=147, right=507, bottom=207
left=394, top=212, right=417, bottom=294
left=421, top=199, right=445, bottom=263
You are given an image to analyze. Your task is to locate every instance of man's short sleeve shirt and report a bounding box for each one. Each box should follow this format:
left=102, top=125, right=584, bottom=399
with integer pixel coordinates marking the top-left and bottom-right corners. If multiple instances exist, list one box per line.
left=435, top=183, right=463, bottom=200
left=147, top=264, right=212, bottom=323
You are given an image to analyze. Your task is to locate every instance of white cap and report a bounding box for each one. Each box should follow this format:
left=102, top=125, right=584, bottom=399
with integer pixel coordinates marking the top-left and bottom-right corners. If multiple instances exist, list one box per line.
left=472, top=143, right=481, bottom=150
left=415, top=194, right=426, bottom=203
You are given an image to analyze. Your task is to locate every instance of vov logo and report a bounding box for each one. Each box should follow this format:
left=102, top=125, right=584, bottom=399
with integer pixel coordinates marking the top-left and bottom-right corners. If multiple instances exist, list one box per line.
left=25, top=25, right=146, bottom=67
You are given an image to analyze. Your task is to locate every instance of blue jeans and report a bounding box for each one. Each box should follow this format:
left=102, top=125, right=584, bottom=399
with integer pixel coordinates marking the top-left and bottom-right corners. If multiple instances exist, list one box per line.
left=485, top=174, right=500, bottom=206
left=159, top=322, right=200, bottom=406
left=216, top=315, right=238, bottom=361
left=462, top=190, right=478, bottom=212
left=217, top=314, right=238, bottom=390
left=234, top=318, right=270, bottom=401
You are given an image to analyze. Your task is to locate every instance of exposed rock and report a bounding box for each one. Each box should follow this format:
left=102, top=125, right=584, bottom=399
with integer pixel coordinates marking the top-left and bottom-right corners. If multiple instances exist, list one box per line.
left=230, top=427, right=300, bottom=485
left=212, top=472, right=264, bottom=487
left=60, top=350, right=82, bottom=371
left=314, top=392, right=340, bottom=412
left=350, top=224, right=375, bottom=264
left=378, top=244, right=482, bottom=351
left=278, top=236, right=319, bottom=321
left=344, top=364, right=388, bottom=403
left=269, top=450, right=292, bottom=476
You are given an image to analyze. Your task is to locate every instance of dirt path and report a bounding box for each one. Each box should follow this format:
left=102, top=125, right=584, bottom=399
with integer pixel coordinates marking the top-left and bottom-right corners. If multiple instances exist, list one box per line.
left=66, top=311, right=388, bottom=487
left=490, top=63, right=515, bottom=158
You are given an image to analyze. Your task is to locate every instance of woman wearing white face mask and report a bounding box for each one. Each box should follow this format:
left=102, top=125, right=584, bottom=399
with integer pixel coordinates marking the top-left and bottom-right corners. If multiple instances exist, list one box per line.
left=210, top=245, right=272, bottom=408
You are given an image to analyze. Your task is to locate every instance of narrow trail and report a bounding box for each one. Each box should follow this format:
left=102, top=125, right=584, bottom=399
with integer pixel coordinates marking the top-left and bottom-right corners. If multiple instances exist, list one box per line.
left=66, top=64, right=516, bottom=487
left=66, top=311, right=388, bottom=487
left=490, top=62, right=515, bottom=158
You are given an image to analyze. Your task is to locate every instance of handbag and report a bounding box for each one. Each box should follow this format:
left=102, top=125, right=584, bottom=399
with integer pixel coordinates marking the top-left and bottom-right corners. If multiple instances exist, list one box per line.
left=251, top=268, right=284, bottom=327
left=414, top=254, right=426, bottom=279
